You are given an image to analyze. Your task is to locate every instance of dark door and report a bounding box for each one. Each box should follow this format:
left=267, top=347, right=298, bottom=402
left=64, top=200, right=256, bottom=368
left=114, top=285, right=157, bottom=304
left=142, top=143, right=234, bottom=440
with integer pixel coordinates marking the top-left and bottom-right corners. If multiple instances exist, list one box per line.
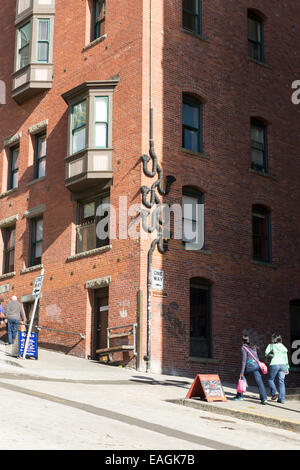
left=93, top=287, right=109, bottom=359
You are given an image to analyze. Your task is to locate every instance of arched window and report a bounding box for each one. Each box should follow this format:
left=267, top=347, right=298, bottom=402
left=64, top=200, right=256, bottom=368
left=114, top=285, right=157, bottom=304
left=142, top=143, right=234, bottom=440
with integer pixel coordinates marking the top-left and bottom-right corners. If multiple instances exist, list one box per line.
left=252, top=205, right=271, bottom=263
left=182, top=94, right=203, bottom=153
left=190, top=278, right=212, bottom=358
left=182, top=186, right=204, bottom=251
left=290, top=300, right=300, bottom=370
left=251, top=118, right=268, bottom=173
left=248, top=10, right=264, bottom=62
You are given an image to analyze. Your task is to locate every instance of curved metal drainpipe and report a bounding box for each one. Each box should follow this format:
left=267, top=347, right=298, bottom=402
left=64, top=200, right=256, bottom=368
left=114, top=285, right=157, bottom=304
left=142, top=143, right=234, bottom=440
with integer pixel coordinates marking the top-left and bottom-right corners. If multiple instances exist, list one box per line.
left=140, top=0, right=176, bottom=372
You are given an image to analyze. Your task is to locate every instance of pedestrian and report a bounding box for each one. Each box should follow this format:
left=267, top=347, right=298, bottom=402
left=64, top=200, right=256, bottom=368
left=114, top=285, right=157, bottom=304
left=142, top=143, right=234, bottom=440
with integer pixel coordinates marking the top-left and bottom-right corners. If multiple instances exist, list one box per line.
left=5, top=296, right=25, bottom=345
left=265, top=334, right=289, bottom=404
left=234, top=335, right=268, bottom=405
left=0, top=298, right=5, bottom=324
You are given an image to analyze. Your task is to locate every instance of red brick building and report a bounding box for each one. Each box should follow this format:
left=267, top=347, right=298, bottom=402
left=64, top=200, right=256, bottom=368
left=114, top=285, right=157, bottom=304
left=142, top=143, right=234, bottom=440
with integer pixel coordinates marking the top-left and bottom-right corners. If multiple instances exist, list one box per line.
left=0, top=0, right=299, bottom=385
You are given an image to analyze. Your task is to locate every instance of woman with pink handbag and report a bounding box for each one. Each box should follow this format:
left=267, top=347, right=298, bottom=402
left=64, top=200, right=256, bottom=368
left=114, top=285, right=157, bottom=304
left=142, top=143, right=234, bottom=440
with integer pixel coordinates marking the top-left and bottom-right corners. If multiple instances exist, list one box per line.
left=234, top=335, right=268, bottom=405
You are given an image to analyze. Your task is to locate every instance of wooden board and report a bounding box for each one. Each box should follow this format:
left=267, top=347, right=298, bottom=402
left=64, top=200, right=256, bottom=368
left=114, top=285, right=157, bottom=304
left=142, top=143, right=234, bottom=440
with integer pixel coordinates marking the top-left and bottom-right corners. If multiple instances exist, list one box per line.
left=186, top=374, right=227, bottom=402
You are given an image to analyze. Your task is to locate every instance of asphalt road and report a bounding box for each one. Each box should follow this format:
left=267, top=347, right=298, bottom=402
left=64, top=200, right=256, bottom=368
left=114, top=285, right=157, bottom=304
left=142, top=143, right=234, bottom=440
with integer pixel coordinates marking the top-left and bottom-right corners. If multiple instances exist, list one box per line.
left=0, top=369, right=299, bottom=451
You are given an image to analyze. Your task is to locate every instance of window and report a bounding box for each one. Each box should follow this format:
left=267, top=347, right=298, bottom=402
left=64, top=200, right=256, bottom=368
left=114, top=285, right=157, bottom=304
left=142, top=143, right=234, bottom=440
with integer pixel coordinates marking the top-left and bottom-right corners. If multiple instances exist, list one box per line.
left=2, top=226, right=15, bottom=274
left=190, top=278, right=212, bottom=358
left=8, top=146, right=19, bottom=190
left=92, top=0, right=105, bottom=41
left=34, top=134, right=46, bottom=179
left=30, top=218, right=43, bottom=266
left=37, top=19, right=50, bottom=63
left=252, top=205, right=271, bottom=263
left=182, top=96, right=202, bottom=153
left=182, top=188, right=204, bottom=250
left=248, top=12, right=264, bottom=62
left=182, top=0, right=201, bottom=35
left=251, top=119, right=267, bottom=172
left=95, top=96, right=108, bottom=147
left=76, top=195, right=109, bottom=253
left=18, top=22, right=31, bottom=69
left=290, top=300, right=300, bottom=370
left=72, top=100, right=87, bottom=154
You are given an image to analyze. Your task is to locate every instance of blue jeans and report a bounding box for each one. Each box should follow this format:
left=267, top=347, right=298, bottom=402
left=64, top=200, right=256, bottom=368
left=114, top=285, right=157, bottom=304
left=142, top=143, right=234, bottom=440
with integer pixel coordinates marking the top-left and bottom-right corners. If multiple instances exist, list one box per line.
left=268, top=364, right=287, bottom=402
left=238, top=361, right=267, bottom=402
left=7, top=319, right=19, bottom=345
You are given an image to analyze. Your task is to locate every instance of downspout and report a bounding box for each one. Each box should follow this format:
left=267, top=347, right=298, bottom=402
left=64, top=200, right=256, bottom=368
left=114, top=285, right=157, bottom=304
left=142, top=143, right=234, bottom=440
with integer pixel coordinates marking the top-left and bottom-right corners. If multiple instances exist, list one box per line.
left=141, top=0, right=176, bottom=372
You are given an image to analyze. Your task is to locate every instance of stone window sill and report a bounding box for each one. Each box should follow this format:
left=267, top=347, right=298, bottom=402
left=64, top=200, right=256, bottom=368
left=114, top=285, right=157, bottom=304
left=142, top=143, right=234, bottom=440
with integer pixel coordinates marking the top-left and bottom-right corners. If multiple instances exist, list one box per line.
left=248, top=169, right=277, bottom=181
left=0, top=272, right=16, bottom=281
left=181, top=28, right=210, bottom=43
left=251, top=259, right=278, bottom=270
left=0, top=188, right=18, bottom=199
left=26, top=177, right=45, bottom=187
left=182, top=245, right=212, bottom=255
left=82, top=34, right=107, bottom=52
left=180, top=147, right=210, bottom=160
left=21, top=264, right=43, bottom=274
left=188, top=357, right=219, bottom=365
left=247, top=57, right=272, bottom=69
left=66, top=244, right=112, bottom=262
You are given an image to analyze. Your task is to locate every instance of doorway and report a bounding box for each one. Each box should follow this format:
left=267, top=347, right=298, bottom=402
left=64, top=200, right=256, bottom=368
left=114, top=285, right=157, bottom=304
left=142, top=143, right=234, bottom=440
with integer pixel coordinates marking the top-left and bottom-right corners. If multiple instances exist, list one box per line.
left=92, top=287, right=109, bottom=359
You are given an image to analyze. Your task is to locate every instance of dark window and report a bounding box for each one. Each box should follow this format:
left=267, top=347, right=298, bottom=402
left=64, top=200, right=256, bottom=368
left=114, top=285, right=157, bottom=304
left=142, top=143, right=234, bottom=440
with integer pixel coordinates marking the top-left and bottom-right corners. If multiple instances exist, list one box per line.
left=76, top=194, right=109, bottom=253
left=183, top=0, right=201, bottom=35
left=252, top=205, right=271, bottom=263
left=3, top=226, right=15, bottom=274
left=92, top=0, right=105, bottom=41
left=182, top=96, right=202, bottom=153
left=290, top=300, right=300, bottom=370
left=251, top=119, right=267, bottom=172
left=8, top=146, right=19, bottom=190
left=34, top=134, right=46, bottom=179
left=248, top=13, right=264, bottom=62
left=30, top=218, right=43, bottom=266
left=190, top=278, right=212, bottom=358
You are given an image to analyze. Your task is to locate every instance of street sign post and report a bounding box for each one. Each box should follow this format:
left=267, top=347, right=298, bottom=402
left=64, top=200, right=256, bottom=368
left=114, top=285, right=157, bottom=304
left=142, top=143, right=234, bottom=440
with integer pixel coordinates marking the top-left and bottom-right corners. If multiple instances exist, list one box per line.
left=22, top=268, right=44, bottom=359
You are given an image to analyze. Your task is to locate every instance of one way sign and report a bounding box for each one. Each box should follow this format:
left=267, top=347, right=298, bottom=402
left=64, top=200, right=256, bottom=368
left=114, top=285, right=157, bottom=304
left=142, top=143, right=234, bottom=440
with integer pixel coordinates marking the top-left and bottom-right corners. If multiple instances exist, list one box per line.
left=32, top=274, right=44, bottom=297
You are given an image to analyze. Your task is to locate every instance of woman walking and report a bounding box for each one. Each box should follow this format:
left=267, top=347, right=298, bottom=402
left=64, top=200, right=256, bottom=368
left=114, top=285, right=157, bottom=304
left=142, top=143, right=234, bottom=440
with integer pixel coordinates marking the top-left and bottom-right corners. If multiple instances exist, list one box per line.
left=265, top=334, right=289, bottom=404
left=235, top=335, right=268, bottom=404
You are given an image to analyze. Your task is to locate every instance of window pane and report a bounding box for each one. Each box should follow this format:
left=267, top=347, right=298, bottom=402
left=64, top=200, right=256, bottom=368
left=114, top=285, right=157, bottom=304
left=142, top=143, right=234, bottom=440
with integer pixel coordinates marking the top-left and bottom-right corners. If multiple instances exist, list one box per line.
left=251, top=149, right=264, bottom=167
left=251, top=126, right=264, bottom=144
left=95, top=123, right=107, bottom=147
left=183, top=0, right=197, bottom=12
left=184, top=128, right=198, bottom=152
left=72, top=101, right=86, bottom=130
left=38, top=158, right=46, bottom=178
left=37, top=42, right=49, bottom=62
left=36, top=219, right=43, bottom=242
left=38, top=136, right=47, bottom=158
left=20, top=22, right=31, bottom=48
left=12, top=149, right=19, bottom=169
left=38, top=20, right=49, bottom=41
left=20, top=45, right=30, bottom=68
left=183, top=219, right=197, bottom=243
left=73, top=127, right=86, bottom=153
left=95, top=97, right=108, bottom=122
left=183, top=102, right=199, bottom=128
left=183, top=11, right=196, bottom=31
left=248, top=18, right=261, bottom=42
left=83, top=202, right=95, bottom=220
left=35, top=241, right=42, bottom=259
left=12, top=171, right=18, bottom=189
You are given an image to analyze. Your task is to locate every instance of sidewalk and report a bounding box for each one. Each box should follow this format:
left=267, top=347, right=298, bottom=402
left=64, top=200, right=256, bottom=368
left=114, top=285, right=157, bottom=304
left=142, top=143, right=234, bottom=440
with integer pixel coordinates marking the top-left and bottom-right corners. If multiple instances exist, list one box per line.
left=0, top=340, right=299, bottom=433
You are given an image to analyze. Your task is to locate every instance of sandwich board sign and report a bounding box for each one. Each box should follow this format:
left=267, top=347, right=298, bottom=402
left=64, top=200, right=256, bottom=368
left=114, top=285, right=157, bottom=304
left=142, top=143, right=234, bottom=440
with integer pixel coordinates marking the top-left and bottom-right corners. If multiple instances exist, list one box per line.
left=186, top=374, right=227, bottom=402
left=22, top=269, right=44, bottom=359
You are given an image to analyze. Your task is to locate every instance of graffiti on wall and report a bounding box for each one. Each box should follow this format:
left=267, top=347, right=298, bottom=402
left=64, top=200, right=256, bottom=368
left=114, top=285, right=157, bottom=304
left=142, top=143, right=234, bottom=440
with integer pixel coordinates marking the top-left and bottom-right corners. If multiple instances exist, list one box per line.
left=161, top=302, right=187, bottom=343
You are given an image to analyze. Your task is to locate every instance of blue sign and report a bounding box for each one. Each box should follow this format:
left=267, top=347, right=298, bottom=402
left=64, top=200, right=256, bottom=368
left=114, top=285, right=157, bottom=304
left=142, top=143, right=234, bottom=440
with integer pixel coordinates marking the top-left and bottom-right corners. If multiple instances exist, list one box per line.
left=18, top=332, right=38, bottom=358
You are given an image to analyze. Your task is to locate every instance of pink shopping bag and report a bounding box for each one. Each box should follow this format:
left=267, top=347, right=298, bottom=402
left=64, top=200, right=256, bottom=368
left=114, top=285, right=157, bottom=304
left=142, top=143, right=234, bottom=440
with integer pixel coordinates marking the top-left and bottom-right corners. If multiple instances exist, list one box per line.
left=237, top=378, right=247, bottom=393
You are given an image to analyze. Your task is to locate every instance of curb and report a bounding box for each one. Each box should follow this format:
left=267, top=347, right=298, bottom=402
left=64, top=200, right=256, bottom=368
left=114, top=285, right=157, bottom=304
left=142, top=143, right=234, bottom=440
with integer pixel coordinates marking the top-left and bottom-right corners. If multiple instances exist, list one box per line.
left=168, top=398, right=300, bottom=434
